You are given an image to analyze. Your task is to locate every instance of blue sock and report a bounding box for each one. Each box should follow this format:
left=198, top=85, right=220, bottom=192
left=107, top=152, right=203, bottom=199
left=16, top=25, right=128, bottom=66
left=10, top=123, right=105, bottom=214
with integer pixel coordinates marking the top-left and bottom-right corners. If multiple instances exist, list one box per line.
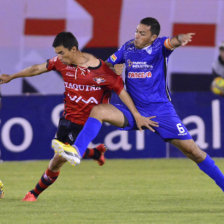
left=198, top=154, right=224, bottom=191
left=73, top=117, right=102, bottom=157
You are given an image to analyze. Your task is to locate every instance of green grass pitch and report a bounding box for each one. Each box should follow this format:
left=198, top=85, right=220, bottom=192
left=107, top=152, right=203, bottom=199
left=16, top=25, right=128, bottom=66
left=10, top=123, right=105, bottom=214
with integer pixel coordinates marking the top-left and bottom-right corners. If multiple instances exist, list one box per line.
left=0, top=159, right=224, bottom=224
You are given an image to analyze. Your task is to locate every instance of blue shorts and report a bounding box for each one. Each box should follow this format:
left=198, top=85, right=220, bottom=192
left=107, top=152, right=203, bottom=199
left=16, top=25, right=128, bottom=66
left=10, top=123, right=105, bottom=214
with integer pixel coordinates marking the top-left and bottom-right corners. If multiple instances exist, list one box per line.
left=112, top=101, right=192, bottom=141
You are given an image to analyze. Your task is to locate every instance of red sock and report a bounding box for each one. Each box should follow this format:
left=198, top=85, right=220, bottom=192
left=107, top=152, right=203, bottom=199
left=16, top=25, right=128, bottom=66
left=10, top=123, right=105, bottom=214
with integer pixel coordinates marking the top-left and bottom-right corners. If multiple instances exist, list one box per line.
left=30, top=168, right=60, bottom=198
left=83, top=148, right=94, bottom=158
left=83, top=148, right=101, bottom=159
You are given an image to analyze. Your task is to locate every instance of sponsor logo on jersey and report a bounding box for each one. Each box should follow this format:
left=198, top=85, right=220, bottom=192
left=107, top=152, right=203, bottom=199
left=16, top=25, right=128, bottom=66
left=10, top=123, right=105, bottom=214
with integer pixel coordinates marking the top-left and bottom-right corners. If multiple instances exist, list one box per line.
left=127, top=61, right=153, bottom=69
left=127, top=59, right=133, bottom=67
left=110, top=54, right=117, bottom=62
left=65, top=72, right=75, bottom=77
left=64, top=82, right=101, bottom=91
left=128, top=72, right=152, bottom=78
left=66, top=65, right=76, bottom=70
left=67, top=93, right=99, bottom=104
left=93, top=77, right=105, bottom=84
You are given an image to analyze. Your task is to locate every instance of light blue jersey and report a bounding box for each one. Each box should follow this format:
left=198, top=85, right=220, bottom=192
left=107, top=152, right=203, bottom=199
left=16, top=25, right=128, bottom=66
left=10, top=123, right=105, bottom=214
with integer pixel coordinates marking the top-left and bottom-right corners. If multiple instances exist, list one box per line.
left=107, top=37, right=172, bottom=107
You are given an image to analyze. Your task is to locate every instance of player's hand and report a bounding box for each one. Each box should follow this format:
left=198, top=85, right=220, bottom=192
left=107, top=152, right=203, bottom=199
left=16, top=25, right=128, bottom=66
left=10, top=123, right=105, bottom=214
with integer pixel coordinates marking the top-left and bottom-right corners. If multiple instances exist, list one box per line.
left=0, top=74, right=12, bottom=84
left=114, top=64, right=124, bottom=75
left=178, top=33, right=195, bottom=46
left=135, top=115, right=159, bottom=132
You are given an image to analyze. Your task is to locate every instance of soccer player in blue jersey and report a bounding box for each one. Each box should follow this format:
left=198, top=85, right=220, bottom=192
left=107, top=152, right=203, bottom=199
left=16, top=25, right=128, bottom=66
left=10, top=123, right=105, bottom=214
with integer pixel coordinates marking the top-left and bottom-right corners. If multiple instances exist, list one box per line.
left=53, top=17, right=224, bottom=192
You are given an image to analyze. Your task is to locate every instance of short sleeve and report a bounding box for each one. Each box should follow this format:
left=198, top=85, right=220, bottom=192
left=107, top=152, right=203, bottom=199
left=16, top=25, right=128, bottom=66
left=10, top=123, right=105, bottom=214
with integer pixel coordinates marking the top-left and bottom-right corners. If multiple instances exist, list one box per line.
left=107, top=44, right=126, bottom=65
left=46, top=56, right=58, bottom=71
left=161, top=37, right=174, bottom=57
left=95, top=61, right=124, bottom=95
left=103, top=70, right=124, bottom=95
left=109, top=76, right=124, bottom=95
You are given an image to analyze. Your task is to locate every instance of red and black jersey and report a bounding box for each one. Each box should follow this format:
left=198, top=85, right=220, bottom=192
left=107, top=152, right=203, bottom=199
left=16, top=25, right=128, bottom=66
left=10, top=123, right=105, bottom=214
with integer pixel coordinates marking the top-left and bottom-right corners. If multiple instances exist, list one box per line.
left=47, top=56, right=124, bottom=125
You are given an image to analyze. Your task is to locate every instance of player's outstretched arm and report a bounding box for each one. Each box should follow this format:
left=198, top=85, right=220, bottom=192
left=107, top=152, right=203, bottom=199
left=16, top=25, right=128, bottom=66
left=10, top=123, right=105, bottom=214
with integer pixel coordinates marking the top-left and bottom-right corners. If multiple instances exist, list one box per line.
left=170, top=33, right=195, bottom=48
left=118, top=89, right=159, bottom=132
left=0, top=63, right=48, bottom=84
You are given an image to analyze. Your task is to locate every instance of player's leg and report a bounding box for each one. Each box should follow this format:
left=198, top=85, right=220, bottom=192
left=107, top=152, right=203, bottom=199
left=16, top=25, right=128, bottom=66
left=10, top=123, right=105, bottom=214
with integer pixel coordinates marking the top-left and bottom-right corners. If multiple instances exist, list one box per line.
left=23, top=154, right=66, bottom=201
left=170, top=139, right=206, bottom=163
left=150, top=101, right=224, bottom=192
left=170, top=138, right=224, bottom=191
left=83, top=144, right=107, bottom=166
left=48, top=152, right=67, bottom=171
left=52, top=104, right=134, bottom=166
left=52, top=117, right=108, bottom=166
left=73, top=104, right=126, bottom=157
left=29, top=154, right=66, bottom=197
left=23, top=118, right=75, bottom=201
left=53, top=139, right=107, bottom=166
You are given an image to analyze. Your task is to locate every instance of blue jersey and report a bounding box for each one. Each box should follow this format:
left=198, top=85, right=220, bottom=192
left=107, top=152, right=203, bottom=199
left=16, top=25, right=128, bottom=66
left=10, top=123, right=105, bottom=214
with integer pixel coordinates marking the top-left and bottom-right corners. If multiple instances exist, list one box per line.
left=107, top=37, right=173, bottom=107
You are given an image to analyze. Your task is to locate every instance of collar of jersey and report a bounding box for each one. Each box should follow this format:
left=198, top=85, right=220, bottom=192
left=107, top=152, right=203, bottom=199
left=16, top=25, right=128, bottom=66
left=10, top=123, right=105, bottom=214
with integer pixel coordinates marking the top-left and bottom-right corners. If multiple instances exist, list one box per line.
left=71, top=59, right=102, bottom=70
left=142, top=44, right=152, bottom=51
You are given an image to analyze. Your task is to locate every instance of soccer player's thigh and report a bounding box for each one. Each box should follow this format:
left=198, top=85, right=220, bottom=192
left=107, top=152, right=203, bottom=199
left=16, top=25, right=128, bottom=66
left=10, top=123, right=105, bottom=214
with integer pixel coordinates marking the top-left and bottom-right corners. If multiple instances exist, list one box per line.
left=90, top=104, right=125, bottom=127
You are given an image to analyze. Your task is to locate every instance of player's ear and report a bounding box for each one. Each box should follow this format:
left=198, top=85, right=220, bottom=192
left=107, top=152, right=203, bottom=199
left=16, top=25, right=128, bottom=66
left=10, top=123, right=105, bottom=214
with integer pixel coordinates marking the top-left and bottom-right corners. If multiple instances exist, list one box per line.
left=71, top=46, right=78, bottom=53
left=151, top=34, right=158, bottom=42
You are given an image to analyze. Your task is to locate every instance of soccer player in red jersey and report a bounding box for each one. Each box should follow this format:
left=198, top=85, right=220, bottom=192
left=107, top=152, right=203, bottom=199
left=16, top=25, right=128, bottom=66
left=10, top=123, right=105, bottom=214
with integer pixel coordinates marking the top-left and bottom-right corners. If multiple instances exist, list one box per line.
left=0, top=32, right=158, bottom=201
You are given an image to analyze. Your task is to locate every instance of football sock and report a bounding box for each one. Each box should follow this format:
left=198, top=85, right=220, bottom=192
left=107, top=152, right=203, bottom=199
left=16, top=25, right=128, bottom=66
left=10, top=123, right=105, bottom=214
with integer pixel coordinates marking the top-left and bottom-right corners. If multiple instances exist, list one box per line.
left=73, top=117, right=102, bottom=157
left=83, top=148, right=101, bottom=160
left=198, top=154, right=224, bottom=191
left=30, top=168, right=60, bottom=198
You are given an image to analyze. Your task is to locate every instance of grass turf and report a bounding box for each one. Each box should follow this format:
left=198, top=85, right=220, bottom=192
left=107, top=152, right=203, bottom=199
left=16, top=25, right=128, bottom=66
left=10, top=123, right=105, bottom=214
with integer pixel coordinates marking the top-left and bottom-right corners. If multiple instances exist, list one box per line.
left=0, top=159, right=224, bottom=224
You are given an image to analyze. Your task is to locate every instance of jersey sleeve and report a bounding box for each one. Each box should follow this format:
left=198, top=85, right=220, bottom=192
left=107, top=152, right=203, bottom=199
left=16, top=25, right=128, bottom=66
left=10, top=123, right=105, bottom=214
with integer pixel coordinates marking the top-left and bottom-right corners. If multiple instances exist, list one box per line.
left=98, top=61, right=124, bottom=95
left=46, top=56, right=59, bottom=71
left=107, top=44, right=126, bottom=65
left=109, top=75, right=124, bottom=95
left=161, top=36, right=174, bottom=57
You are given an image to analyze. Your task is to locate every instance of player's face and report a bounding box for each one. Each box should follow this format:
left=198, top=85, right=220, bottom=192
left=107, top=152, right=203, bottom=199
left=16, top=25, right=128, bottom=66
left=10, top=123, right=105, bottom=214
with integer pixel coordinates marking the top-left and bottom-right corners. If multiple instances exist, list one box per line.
left=134, top=24, right=157, bottom=49
left=54, top=46, right=74, bottom=65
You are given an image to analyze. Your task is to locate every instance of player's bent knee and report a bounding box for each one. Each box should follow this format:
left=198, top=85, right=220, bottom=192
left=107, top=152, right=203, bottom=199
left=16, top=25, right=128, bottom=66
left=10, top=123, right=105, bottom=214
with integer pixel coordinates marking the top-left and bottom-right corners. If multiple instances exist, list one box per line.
left=90, top=104, right=108, bottom=119
left=171, top=139, right=206, bottom=163
left=184, top=146, right=206, bottom=162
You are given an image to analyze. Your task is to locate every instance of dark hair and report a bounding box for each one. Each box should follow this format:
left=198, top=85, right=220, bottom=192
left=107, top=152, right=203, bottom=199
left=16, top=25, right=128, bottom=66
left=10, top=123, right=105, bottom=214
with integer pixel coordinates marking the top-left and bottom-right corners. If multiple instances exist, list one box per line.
left=140, top=17, right=160, bottom=36
left=52, top=32, right=79, bottom=50
left=219, top=42, right=224, bottom=50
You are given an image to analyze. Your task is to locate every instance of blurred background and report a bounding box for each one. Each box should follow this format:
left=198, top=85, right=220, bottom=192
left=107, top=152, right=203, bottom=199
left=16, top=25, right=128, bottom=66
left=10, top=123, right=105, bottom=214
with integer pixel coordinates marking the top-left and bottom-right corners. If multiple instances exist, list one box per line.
left=0, top=0, right=224, bottom=161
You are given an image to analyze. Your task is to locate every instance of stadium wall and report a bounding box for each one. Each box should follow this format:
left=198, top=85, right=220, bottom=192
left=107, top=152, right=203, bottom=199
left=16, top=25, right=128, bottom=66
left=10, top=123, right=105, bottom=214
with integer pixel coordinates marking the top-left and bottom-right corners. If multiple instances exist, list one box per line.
left=0, top=92, right=223, bottom=161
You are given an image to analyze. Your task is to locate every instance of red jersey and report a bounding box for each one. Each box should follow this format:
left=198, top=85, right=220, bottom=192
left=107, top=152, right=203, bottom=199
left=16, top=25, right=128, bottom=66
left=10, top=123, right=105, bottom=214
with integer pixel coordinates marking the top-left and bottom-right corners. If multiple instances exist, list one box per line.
left=47, top=56, right=124, bottom=125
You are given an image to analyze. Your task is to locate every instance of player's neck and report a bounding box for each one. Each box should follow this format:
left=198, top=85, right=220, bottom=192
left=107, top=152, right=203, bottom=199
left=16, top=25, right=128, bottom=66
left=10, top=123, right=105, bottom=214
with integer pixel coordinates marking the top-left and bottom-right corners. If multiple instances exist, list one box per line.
left=72, top=51, right=89, bottom=67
